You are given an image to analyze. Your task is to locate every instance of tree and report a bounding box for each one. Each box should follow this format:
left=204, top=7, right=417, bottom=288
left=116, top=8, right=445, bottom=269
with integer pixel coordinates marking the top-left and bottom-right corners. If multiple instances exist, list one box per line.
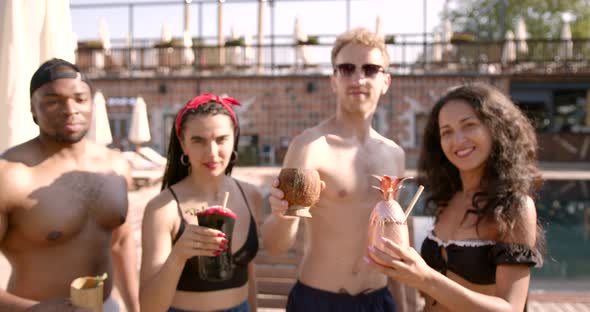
left=444, top=0, right=590, bottom=40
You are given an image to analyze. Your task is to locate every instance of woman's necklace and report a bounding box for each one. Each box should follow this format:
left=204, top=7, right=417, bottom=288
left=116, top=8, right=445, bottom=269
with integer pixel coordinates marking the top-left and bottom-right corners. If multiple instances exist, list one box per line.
left=184, top=177, right=229, bottom=216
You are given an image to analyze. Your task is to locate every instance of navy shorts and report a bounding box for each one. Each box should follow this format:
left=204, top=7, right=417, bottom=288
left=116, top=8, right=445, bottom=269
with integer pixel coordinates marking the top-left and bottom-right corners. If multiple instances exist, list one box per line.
left=286, top=281, right=397, bottom=312
left=168, top=300, right=249, bottom=312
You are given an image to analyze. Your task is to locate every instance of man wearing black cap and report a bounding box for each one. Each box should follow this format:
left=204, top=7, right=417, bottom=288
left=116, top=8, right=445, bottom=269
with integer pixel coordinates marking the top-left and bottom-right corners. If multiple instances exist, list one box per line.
left=0, top=58, right=139, bottom=312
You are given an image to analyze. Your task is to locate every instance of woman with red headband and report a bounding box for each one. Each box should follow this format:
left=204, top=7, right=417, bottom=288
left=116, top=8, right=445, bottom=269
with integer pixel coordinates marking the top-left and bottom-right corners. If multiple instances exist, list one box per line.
left=139, top=94, right=260, bottom=312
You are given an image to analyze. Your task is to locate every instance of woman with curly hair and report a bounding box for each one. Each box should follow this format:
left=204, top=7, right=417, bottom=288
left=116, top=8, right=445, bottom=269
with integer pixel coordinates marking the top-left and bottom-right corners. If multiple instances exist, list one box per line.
left=366, top=82, right=544, bottom=311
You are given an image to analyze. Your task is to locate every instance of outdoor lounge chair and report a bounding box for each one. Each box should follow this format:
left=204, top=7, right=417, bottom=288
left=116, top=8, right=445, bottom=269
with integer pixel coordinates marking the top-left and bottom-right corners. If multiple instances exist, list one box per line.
left=123, top=150, right=164, bottom=189
left=137, top=146, right=168, bottom=167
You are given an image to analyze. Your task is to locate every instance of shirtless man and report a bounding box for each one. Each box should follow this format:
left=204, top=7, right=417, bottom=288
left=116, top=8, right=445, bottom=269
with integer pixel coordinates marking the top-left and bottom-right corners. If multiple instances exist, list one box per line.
left=0, top=58, right=139, bottom=312
left=261, top=28, right=407, bottom=311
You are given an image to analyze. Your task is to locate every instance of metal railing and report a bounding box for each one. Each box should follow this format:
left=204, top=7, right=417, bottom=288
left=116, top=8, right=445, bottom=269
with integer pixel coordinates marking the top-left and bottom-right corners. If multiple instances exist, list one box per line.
left=75, top=37, right=590, bottom=78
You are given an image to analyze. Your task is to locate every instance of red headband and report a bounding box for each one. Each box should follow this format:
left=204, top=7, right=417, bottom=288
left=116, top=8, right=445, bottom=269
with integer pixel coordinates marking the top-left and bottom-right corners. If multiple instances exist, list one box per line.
left=175, top=93, right=241, bottom=139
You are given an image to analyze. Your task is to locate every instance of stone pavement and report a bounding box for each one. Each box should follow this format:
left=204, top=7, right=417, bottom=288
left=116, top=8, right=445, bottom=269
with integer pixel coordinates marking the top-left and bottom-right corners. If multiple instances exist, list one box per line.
left=1, top=166, right=589, bottom=311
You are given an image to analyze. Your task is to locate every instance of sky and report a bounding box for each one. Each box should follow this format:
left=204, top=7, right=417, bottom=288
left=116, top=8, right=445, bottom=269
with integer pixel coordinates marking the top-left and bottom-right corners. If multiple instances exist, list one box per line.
left=70, top=0, right=448, bottom=44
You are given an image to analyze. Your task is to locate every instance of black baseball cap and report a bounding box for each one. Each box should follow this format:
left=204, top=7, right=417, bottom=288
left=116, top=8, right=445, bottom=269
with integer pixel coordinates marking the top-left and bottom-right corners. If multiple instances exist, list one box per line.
left=30, top=58, right=92, bottom=97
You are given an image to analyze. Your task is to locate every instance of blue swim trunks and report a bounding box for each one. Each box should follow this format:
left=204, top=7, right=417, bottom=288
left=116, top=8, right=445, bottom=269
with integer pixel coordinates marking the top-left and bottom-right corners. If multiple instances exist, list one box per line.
left=286, top=280, right=397, bottom=312
left=168, top=300, right=249, bottom=312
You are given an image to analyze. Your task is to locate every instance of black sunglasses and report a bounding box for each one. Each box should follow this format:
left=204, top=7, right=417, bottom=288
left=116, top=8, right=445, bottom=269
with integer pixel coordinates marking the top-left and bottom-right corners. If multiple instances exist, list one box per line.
left=334, top=63, right=385, bottom=78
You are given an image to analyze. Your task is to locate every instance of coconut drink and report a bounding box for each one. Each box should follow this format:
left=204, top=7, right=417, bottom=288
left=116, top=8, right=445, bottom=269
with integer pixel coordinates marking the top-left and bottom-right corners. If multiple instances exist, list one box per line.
left=368, top=175, right=423, bottom=266
left=278, top=168, right=321, bottom=218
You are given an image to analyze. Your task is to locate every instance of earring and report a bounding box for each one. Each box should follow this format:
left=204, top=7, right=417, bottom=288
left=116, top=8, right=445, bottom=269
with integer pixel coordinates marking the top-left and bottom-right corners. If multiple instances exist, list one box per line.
left=230, top=151, right=239, bottom=164
left=180, top=154, right=190, bottom=166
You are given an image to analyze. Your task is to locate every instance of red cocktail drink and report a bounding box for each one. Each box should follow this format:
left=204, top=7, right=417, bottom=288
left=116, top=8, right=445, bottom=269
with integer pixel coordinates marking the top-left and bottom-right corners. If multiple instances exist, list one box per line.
left=196, top=206, right=237, bottom=281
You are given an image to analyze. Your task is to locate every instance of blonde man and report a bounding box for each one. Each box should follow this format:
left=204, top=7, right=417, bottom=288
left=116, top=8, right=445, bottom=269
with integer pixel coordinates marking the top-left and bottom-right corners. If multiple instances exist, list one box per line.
left=261, top=28, right=406, bottom=312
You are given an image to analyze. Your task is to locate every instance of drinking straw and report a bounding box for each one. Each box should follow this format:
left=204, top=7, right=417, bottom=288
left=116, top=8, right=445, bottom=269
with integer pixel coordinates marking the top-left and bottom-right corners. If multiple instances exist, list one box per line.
left=222, top=191, right=230, bottom=209
left=403, top=185, right=424, bottom=222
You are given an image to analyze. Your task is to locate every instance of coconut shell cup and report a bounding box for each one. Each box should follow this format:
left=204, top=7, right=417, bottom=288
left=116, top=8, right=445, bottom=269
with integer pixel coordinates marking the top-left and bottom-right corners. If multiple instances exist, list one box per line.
left=278, top=168, right=321, bottom=218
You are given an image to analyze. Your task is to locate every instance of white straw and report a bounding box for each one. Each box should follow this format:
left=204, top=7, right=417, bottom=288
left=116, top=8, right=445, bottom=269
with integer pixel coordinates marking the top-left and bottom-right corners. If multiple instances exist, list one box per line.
left=222, top=192, right=230, bottom=209
left=403, top=185, right=424, bottom=222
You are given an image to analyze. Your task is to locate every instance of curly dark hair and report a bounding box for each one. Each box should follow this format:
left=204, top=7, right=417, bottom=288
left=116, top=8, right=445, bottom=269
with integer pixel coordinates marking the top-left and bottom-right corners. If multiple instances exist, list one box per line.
left=417, top=82, right=543, bottom=241
left=161, top=102, right=240, bottom=191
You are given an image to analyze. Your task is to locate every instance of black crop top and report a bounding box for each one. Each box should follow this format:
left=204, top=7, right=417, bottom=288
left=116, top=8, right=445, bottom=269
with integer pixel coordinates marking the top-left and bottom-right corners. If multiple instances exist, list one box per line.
left=169, top=179, right=259, bottom=292
left=420, top=230, right=541, bottom=285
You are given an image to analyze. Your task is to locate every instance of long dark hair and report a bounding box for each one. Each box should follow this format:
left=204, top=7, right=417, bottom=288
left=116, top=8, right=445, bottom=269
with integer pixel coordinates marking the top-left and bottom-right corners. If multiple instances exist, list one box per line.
left=161, top=102, right=240, bottom=191
left=418, top=83, right=543, bottom=242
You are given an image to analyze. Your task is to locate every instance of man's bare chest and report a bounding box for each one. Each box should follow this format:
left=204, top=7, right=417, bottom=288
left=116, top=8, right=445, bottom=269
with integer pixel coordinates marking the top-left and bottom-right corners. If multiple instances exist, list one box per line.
left=319, top=146, right=402, bottom=202
left=7, top=170, right=128, bottom=245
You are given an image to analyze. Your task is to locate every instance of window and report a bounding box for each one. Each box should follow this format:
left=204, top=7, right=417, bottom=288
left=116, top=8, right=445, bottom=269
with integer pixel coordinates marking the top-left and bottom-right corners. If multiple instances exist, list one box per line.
left=108, top=112, right=131, bottom=151
left=553, top=90, right=587, bottom=133
left=415, top=113, right=429, bottom=148
left=516, top=101, right=551, bottom=132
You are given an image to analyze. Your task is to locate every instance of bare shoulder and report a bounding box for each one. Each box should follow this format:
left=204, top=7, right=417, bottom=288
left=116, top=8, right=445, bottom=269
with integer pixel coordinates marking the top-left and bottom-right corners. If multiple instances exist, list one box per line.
left=233, top=179, right=263, bottom=222
left=141, top=188, right=180, bottom=243
left=234, top=179, right=261, bottom=194
left=0, top=158, right=23, bottom=183
left=283, top=124, right=329, bottom=168
left=87, top=143, right=130, bottom=176
left=289, top=124, right=327, bottom=151
left=0, top=144, right=34, bottom=209
left=507, top=195, right=537, bottom=247
left=143, top=187, right=176, bottom=218
left=370, top=131, right=405, bottom=165
left=373, top=130, right=404, bottom=152
left=234, top=179, right=263, bottom=202
left=0, top=158, right=18, bottom=199
left=1, top=138, right=41, bottom=165
left=108, top=148, right=131, bottom=176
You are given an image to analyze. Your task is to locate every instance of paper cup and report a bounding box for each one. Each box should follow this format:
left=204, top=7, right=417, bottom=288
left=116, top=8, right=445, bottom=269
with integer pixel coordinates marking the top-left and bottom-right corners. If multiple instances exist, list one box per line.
left=70, top=276, right=104, bottom=312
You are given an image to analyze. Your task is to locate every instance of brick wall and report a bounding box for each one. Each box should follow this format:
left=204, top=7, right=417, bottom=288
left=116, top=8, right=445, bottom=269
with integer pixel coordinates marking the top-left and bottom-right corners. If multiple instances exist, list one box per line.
left=92, top=75, right=510, bottom=161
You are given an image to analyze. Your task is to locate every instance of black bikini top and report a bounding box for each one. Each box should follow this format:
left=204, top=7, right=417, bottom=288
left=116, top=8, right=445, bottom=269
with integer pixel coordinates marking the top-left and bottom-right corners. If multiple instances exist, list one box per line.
left=420, top=230, right=541, bottom=285
left=169, top=179, right=259, bottom=292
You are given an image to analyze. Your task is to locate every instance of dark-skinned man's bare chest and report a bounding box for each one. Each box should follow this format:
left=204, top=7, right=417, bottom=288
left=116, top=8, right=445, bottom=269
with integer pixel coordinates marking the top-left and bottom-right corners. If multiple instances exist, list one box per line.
left=3, top=169, right=128, bottom=250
